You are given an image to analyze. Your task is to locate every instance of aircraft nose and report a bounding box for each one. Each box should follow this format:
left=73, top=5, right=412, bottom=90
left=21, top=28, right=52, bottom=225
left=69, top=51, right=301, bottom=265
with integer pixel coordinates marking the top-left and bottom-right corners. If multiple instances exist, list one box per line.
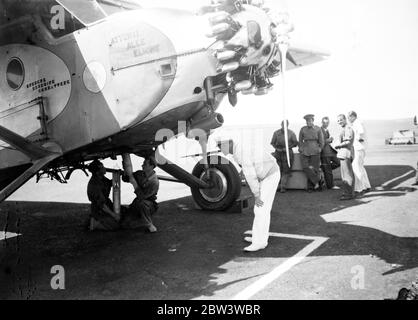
left=202, top=1, right=295, bottom=96
left=205, top=2, right=288, bottom=70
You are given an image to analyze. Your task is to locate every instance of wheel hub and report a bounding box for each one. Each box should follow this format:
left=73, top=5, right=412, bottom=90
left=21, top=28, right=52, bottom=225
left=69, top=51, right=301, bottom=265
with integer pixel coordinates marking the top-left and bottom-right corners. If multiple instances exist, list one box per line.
left=199, top=168, right=228, bottom=203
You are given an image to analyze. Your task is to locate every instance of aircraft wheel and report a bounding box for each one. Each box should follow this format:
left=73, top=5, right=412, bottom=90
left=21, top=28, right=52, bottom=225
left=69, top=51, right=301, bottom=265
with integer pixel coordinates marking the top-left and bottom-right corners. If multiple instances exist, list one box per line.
left=191, top=156, right=241, bottom=211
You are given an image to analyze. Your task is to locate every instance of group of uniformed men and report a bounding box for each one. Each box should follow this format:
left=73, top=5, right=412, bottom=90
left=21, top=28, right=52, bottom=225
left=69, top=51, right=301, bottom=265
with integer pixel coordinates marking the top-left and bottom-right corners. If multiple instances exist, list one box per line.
left=271, top=111, right=371, bottom=200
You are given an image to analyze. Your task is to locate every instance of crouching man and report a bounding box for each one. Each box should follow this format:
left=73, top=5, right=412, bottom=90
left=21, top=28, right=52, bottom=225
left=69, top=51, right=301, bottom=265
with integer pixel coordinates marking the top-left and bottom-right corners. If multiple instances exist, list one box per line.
left=87, top=160, right=120, bottom=231
left=121, top=156, right=159, bottom=233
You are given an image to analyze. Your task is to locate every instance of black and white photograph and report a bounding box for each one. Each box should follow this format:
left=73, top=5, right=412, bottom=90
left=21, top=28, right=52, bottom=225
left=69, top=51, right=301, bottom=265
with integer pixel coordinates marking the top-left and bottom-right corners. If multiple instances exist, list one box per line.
left=0, top=0, right=417, bottom=305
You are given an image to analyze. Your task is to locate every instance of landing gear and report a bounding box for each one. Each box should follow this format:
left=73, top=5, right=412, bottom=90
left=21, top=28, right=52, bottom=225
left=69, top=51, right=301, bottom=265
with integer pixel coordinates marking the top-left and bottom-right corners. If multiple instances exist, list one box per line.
left=191, top=155, right=241, bottom=211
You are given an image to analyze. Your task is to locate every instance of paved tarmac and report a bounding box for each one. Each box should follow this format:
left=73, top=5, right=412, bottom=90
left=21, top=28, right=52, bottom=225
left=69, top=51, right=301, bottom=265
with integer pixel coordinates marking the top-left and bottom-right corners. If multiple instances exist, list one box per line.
left=0, top=145, right=417, bottom=300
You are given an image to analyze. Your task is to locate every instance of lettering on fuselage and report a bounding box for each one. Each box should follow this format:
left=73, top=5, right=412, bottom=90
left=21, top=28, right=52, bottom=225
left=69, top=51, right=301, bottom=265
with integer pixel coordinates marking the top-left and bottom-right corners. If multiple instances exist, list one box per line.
left=111, top=31, right=161, bottom=59
left=132, top=44, right=160, bottom=58
left=111, top=31, right=160, bottom=57
left=26, top=78, right=71, bottom=94
left=110, top=30, right=142, bottom=46
left=109, top=25, right=168, bottom=71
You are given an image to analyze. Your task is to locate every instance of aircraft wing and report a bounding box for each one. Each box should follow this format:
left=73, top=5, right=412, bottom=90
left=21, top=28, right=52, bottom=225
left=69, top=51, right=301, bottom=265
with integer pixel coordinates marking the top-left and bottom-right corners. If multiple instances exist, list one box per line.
left=0, top=125, right=58, bottom=160
left=0, top=125, right=62, bottom=203
left=287, top=42, right=331, bottom=70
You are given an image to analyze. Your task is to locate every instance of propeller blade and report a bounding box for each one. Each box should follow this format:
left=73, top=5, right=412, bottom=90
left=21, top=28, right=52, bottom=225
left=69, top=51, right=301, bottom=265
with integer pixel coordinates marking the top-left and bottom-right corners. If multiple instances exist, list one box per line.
left=279, top=42, right=291, bottom=169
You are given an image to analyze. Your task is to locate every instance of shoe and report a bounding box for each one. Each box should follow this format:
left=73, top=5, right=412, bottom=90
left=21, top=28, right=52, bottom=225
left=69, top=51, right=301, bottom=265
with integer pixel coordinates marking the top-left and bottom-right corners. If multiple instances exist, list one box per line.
left=244, top=237, right=252, bottom=243
left=244, top=244, right=267, bottom=252
left=148, top=225, right=157, bottom=233
left=331, top=186, right=340, bottom=190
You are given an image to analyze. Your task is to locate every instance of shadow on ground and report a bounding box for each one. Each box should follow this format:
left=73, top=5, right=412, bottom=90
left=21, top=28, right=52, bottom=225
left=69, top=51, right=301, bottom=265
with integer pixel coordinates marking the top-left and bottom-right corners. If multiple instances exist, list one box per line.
left=0, top=165, right=417, bottom=300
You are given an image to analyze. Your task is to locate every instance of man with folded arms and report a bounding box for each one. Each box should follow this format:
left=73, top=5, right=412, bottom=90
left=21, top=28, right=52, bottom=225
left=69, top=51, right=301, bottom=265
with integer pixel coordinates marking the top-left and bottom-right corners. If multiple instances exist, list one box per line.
left=335, top=115, right=355, bottom=201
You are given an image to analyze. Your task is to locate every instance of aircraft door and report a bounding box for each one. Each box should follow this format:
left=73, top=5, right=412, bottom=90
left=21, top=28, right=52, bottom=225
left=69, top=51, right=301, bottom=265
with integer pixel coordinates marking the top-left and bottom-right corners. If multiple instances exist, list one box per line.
left=0, top=44, right=72, bottom=148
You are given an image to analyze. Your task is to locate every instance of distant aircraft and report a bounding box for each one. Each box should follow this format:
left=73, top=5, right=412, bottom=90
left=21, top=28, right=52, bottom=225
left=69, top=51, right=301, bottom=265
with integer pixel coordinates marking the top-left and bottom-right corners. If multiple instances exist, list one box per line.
left=0, top=0, right=329, bottom=211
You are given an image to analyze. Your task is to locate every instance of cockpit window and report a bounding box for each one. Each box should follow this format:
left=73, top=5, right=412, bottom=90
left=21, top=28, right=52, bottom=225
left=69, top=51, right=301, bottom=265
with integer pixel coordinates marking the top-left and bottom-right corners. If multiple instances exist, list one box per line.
left=55, top=0, right=107, bottom=26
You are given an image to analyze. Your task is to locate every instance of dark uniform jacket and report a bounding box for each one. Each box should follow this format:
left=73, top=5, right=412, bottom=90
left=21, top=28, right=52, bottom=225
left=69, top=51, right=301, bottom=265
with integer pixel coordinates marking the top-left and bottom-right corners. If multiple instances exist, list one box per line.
left=321, top=127, right=336, bottom=157
left=271, top=129, right=299, bottom=152
left=299, top=126, right=325, bottom=156
left=87, top=175, right=113, bottom=219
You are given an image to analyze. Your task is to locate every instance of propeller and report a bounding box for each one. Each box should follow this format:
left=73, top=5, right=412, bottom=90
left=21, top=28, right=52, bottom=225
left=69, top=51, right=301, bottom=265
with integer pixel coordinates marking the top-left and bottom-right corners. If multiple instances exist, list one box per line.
left=274, top=11, right=293, bottom=169
left=279, top=41, right=291, bottom=169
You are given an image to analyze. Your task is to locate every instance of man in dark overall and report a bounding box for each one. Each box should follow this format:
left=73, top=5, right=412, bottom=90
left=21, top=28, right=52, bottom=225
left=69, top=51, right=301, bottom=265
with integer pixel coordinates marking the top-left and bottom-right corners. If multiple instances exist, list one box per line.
left=320, top=117, right=340, bottom=189
left=121, top=157, right=159, bottom=233
left=271, top=120, right=299, bottom=193
left=299, top=114, right=325, bottom=192
left=87, top=160, right=120, bottom=231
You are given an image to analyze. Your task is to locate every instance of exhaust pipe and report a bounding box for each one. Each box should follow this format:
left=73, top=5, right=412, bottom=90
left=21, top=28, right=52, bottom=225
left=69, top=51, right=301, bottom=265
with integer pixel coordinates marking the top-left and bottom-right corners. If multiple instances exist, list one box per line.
left=188, top=113, right=224, bottom=136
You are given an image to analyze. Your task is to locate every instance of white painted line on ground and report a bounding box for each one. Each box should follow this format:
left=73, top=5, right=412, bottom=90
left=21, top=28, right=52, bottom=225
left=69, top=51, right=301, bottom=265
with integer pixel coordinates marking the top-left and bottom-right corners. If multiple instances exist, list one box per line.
left=233, top=232, right=329, bottom=300
left=0, top=231, right=21, bottom=241
left=376, top=170, right=415, bottom=190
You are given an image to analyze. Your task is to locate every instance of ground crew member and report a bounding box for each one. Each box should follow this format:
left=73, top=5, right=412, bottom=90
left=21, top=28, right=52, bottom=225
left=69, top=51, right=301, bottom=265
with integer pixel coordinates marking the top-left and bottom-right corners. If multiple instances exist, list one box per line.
left=271, top=120, right=298, bottom=193
left=320, top=117, right=340, bottom=189
left=348, top=111, right=371, bottom=194
left=121, top=157, right=159, bottom=233
left=299, top=114, right=325, bottom=192
left=217, top=138, right=280, bottom=252
left=87, top=160, right=120, bottom=231
left=335, top=114, right=355, bottom=200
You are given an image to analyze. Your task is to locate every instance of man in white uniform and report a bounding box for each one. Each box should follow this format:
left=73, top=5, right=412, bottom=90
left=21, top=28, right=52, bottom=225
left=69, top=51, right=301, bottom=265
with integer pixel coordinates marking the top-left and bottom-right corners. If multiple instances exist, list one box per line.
left=217, top=138, right=280, bottom=252
left=348, top=111, right=371, bottom=194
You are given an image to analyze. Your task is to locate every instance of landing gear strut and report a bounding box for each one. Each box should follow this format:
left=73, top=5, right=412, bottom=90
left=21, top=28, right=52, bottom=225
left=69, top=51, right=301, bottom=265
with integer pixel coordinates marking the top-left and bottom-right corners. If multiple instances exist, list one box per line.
left=156, top=143, right=242, bottom=212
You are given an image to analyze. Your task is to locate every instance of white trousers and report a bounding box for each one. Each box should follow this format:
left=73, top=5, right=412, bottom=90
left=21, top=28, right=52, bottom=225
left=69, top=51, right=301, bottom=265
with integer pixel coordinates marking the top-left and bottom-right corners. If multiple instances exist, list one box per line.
left=352, top=149, right=371, bottom=192
left=251, top=170, right=281, bottom=247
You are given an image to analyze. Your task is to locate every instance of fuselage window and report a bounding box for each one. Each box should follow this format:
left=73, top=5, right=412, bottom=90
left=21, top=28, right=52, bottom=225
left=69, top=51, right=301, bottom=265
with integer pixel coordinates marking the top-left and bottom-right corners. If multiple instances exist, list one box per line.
left=6, top=58, right=25, bottom=91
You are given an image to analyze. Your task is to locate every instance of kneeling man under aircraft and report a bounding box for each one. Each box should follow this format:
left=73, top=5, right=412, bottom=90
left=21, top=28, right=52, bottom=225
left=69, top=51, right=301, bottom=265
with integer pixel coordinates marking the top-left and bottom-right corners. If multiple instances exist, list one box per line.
left=87, top=160, right=121, bottom=231
left=121, top=156, right=159, bottom=233
left=87, top=157, right=159, bottom=232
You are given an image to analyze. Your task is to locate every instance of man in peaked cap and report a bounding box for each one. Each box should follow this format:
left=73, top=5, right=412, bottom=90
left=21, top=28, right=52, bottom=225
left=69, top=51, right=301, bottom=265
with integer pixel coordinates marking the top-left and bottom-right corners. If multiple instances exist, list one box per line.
left=299, top=114, right=325, bottom=192
left=217, top=138, right=280, bottom=252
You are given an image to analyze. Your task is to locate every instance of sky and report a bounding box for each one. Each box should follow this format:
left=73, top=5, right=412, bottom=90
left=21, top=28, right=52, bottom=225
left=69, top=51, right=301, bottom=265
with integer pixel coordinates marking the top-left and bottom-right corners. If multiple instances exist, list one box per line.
left=138, top=0, right=418, bottom=124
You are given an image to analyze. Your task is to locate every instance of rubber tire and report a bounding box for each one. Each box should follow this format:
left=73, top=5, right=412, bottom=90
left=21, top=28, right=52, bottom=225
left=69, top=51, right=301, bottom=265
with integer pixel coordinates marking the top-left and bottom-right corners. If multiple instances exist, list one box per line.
left=191, top=155, right=242, bottom=211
